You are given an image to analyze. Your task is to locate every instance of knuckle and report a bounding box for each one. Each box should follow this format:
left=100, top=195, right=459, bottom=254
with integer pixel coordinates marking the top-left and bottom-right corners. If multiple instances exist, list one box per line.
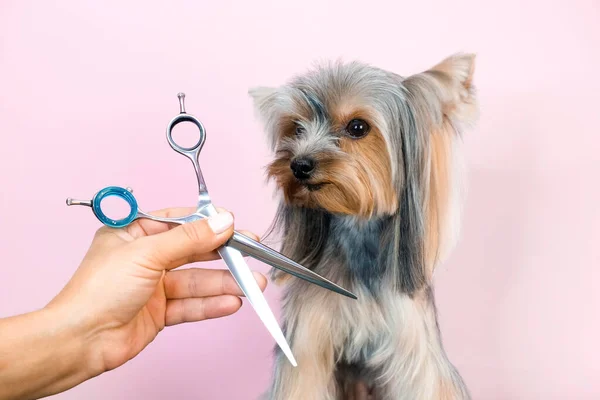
left=188, top=271, right=199, bottom=297
left=163, top=208, right=174, bottom=219
left=173, top=300, right=185, bottom=325
left=221, top=270, right=227, bottom=294
left=180, top=299, right=188, bottom=323
left=180, top=221, right=206, bottom=244
left=94, top=226, right=111, bottom=239
left=198, top=298, right=207, bottom=321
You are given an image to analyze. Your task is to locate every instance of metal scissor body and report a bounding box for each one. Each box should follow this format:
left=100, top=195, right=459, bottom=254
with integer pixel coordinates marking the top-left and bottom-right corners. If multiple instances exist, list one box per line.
left=66, top=93, right=357, bottom=367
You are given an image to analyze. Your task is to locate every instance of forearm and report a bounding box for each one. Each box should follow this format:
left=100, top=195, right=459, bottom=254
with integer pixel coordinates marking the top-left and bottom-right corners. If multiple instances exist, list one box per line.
left=0, top=306, right=101, bottom=400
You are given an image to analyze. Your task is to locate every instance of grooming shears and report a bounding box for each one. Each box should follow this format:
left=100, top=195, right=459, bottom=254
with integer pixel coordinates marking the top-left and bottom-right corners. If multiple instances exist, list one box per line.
left=66, top=93, right=357, bottom=367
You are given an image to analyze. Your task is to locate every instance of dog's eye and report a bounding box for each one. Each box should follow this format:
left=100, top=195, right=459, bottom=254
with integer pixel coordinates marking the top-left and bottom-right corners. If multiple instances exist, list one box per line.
left=295, top=125, right=306, bottom=136
left=345, top=119, right=370, bottom=138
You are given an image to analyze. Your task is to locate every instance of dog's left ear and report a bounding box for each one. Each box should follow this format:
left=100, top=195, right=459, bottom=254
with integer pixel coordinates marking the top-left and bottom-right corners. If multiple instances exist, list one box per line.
left=249, top=86, right=278, bottom=114
left=404, top=52, right=478, bottom=128
left=248, top=86, right=286, bottom=150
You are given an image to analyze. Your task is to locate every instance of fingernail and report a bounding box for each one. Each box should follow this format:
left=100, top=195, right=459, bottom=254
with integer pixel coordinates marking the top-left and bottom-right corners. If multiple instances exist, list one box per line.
left=207, top=211, right=234, bottom=234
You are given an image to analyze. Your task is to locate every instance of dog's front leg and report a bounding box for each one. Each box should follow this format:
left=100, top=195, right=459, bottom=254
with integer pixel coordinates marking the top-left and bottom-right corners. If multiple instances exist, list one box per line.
left=264, top=290, right=341, bottom=400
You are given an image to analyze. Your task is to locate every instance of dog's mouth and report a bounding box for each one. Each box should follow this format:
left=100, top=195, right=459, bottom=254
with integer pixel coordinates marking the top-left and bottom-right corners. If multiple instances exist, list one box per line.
left=301, top=182, right=329, bottom=192
left=305, top=183, right=324, bottom=192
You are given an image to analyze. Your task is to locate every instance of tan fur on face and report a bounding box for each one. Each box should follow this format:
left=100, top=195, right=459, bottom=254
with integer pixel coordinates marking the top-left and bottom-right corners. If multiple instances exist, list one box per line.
left=312, top=129, right=397, bottom=217
left=266, top=107, right=397, bottom=219
left=335, top=107, right=398, bottom=216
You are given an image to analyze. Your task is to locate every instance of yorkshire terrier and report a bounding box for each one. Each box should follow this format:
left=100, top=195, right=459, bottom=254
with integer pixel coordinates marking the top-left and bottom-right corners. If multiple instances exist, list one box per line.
left=249, top=52, right=478, bottom=400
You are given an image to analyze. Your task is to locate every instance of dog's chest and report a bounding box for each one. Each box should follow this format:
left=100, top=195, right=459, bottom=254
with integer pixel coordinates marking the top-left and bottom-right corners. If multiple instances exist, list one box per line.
left=333, top=285, right=416, bottom=366
left=328, top=216, right=388, bottom=289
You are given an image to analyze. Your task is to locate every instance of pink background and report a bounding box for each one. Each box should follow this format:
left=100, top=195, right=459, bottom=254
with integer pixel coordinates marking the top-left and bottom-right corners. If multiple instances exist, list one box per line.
left=1, top=1, right=599, bottom=399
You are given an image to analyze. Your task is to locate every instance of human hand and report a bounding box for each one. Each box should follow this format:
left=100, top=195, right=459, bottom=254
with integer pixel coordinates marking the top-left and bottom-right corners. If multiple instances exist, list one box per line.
left=45, top=207, right=267, bottom=376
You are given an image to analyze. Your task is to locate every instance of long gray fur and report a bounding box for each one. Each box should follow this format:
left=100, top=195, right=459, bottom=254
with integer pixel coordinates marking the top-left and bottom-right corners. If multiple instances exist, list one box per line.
left=252, top=53, right=477, bottom=400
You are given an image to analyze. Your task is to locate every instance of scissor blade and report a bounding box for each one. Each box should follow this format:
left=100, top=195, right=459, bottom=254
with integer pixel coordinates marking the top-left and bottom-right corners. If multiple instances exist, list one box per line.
left=227, top=232, right=358, bottom=300
left=199, top=204, right=297, bottom=366
left=216, top=244, right=297, bottom=367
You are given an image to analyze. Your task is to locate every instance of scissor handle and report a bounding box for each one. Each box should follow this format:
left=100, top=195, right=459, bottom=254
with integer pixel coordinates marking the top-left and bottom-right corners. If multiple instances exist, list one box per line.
left=165, top=93, right=206, bottom=160
left=165, top=93, right=210, bottom=195
left=86, top=186, right=139, bottom=228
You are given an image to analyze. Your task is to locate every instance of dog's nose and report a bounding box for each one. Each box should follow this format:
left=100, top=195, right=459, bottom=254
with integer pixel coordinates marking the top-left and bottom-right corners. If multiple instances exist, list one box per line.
left=290, top=157, right=315, bottom=180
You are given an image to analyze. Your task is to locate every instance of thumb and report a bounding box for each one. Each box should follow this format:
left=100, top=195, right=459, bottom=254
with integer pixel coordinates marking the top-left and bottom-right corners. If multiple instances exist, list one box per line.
left=134, top=210, right=235, bottom=271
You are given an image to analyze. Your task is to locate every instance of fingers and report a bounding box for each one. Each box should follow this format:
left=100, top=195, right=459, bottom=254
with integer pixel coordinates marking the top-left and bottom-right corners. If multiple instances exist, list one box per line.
left=188, top=230, right=259, bottom=263
left=165, top=295, right=242, bottom=326
left=119, top=204, right=259, bottom=246
left=126, top=204, right=263, bottom=270
left=163, top=268, right=268, bottom=327
left=125, top=207, right=237, bottom=239
left=164, top=268, right=267, bottom=299
left=237, top=229, right=260, bottom=242
left=133, top=210, right=235, bottom=271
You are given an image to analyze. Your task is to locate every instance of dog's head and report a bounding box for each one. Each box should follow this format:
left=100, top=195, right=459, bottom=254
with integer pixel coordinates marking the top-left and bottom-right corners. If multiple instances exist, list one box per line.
left=250, top=54, right=476, bottom=219
left=250, top=53, right=477, bottom=275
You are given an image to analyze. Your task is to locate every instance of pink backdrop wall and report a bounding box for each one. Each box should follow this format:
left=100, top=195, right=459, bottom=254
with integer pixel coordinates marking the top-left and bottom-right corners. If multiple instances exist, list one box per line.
left=1, top=1, right=599, bottom=399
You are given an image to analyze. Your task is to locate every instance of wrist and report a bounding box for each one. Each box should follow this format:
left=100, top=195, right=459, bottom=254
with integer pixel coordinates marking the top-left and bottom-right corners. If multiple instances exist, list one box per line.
left=41, top=303, right=107, bottom=380
left=0, top=306, right=104, bottom=400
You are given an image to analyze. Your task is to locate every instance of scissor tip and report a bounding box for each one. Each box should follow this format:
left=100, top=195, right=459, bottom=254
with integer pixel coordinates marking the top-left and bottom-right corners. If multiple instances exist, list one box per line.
left=286, top=353, right=298, bottom=367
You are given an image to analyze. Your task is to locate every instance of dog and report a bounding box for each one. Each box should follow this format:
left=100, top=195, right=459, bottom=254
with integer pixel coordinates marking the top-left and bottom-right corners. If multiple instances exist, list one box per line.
left=249, top=52, right=478, bottom=400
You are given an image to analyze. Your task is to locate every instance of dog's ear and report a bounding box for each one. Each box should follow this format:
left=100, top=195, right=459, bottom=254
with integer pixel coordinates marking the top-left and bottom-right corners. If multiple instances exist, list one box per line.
left=399, top=54, right=477, bottom=277
left=248, top=86, right=285, bottom=150
left=429, top=52, right=475, bottom=90
left=404, top=52, right=478, bottom=129
left=248, top=86, right=281, bottom=126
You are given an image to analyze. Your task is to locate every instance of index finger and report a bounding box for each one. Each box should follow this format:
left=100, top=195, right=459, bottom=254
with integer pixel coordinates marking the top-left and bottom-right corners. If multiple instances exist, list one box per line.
left=164, top=268, right=268, bottom=299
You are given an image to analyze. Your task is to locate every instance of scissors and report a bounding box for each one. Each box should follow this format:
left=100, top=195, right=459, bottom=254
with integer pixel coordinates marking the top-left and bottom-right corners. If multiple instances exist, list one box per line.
left=66, top=93, right=357, bottom=367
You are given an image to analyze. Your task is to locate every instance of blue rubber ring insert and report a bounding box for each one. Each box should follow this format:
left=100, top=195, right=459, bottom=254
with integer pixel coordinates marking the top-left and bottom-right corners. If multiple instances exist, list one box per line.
left=92, top=186, right=138, bottom=228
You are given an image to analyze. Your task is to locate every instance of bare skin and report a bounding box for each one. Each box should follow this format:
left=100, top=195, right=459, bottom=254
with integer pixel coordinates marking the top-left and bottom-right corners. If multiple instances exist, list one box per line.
left=0, top=207, right=267, bottom=400
left=353, top=381, right=376, bottom=400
